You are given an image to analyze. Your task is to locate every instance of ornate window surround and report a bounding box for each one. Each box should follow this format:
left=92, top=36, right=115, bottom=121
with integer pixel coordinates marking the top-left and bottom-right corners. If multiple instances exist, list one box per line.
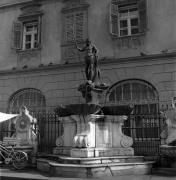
left=12, top=2, right=43, bottom=51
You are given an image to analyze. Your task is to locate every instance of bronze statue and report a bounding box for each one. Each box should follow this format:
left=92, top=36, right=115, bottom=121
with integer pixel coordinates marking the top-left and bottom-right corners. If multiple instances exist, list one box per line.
left=75, top=38, right=100, bottom=82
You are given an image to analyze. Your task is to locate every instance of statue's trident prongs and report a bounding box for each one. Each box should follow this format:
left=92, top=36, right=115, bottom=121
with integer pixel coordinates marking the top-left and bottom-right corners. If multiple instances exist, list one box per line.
left=71, top=24, right=86, bottom=81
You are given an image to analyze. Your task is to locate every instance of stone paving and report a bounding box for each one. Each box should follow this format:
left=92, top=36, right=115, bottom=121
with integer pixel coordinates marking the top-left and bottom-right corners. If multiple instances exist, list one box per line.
left=0, top=167, right=176, bottom=180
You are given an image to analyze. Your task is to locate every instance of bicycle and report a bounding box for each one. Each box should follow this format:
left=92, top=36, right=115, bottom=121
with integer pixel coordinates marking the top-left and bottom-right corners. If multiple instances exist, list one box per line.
left=0, top=141, right=28, bottom=170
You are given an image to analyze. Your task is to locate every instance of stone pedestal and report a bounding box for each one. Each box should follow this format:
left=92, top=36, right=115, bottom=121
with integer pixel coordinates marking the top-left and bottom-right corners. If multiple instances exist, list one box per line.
left=54, top=114, right=134, bottom=157
left=160, top=145, right=176, bottom=168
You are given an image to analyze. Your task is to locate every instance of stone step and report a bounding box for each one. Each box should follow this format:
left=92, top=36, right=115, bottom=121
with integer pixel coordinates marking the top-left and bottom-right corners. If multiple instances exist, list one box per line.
left=38, top=154, right=144, bottom=164
left=152, top=168, right=176, bottom=176
left=37, top=158, right=155, bottom=178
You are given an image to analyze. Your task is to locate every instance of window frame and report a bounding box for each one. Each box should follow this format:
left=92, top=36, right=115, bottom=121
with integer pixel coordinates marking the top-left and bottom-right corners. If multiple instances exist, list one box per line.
left=61, top=2, right=89, bottom=62
left=64, top=11, right=85, bottom=43
left=110, top=0, right=147, bottom=38
left=118, top=4, right=139, bottom=37
left=12, top=6, right=43, bottom=51
left=22, top=21, right=39, bottom=50
left=8, top=88, right=46, bottom=114
left=107, top=79, right=159, bottom=140
left=63, top=9, right=87, bottom=44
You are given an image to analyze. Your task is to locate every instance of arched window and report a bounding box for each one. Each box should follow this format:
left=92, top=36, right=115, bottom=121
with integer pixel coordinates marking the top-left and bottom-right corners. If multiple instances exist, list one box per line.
left=107, top=79, right=159, bottom=155
left=108, top=79, right=158, bottom=110
left=8, top=88, right=46, bottom=113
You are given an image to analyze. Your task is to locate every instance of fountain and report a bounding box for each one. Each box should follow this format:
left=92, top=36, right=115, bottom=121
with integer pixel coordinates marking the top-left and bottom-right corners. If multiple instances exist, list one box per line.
left=37, top=39, right=154, bottom=177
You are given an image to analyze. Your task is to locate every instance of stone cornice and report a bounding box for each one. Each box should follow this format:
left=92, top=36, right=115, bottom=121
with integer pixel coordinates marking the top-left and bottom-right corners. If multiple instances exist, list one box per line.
left=100, top=51, right=176, bottom=66
left=0, top=52, right=176, bottom=76
left=0, top=0, right=51, bottom=10
left=0, top=0, right=32, bottom=9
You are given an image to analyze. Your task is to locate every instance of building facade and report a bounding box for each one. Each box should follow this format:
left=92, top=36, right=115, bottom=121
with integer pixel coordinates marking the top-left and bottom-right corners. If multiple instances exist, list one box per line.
left=0, top=0, right=176, bottom=154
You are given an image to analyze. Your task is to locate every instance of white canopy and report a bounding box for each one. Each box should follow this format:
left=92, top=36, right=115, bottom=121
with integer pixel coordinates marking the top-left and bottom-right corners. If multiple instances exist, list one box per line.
left=0, top=112, right=19, bottom=123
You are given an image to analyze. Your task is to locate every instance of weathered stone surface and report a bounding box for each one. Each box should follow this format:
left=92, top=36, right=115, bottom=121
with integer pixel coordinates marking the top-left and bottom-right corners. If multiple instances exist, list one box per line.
left=37, top=158, right=154, bottom=178
left=95, top=147, right=134, bottom=157
left=71, top=148, right=95, bottom=158
left=160, top=145, right=176, bottom=157
left=55, top=114, right=133, bottom=156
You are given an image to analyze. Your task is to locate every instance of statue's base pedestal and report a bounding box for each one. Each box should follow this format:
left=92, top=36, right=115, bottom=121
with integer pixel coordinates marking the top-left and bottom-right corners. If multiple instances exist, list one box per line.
left=53, top=147, right=134, bottom=158
left=53, top=147, right=72, bottom=156
left=71, top=148, right=94, bottom=158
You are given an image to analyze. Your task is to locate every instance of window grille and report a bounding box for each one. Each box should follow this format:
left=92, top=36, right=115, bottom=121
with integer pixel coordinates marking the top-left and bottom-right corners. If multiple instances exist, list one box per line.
left=107, top=79, right=160, bottom=155
left=8, top=88, right=46, bottom=114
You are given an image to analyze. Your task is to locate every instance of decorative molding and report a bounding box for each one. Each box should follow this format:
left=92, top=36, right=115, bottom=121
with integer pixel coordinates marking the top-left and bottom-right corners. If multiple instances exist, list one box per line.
left=0, top=0, right=32, bottom=9
left=17, top=49, right=41, bottom=68
left=0, top=52, right=176, bottom=76
left=18, top=11, right=44, bottom=21
left=111, top=33, right=145, bottom=49
left=18, top=1, right=43, bottom=21
left=62, top=0, right=89, bottom=13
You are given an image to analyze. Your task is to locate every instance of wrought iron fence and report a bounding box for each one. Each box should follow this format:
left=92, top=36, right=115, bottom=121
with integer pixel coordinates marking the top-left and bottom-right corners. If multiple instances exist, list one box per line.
left=0, top=112, right=63, bottom=154
left=0, top=111, right=163, bottom=156
left=32, top=112, right=62, bottom=153
left=123, top=114, right=163, bottom=156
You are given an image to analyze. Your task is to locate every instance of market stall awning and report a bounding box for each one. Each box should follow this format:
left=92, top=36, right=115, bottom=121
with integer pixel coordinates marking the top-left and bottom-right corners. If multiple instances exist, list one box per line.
left=0, top=112, right=19, bottom=123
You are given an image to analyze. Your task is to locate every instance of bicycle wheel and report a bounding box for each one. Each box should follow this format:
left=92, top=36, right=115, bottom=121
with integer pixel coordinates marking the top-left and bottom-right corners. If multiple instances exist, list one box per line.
left=12, top=151, right=28, bottom=170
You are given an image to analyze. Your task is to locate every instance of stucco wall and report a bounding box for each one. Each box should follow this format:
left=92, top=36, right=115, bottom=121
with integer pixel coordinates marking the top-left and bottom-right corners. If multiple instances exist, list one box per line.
left=0, top=55, right=175, bottom=112
left=0, top=0, right=175, bottom=112
left=0, top=0, right=175, bottom=70
left=88, top=0, right=176, bottom=59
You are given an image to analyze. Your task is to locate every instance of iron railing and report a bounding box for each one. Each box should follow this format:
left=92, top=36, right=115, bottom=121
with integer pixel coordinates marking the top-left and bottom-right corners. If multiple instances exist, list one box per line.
left=0, top=112, right=164, bottom=156
left=123, top=114, right=163, bottom=156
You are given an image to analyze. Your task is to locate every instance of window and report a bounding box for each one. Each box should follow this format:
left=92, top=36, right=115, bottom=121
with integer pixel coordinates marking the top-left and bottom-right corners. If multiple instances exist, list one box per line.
left=8, top=88, right=46, bottom=114
left=22, top=21, right=39, bottom=50
left=12, top=18, right=41, bottom=51
left=108, top=80, right=159, bottom=137
left=107, top=79, right=159, bottom=155
left=12, top=2, right=42, bottom=51
left=61, top=1, right=88, bottom=62
left=110, top=0, right=147, bottom=37
left=64, top=11, right=86, bottom=43
left=119, top=5, right=139, bottom=36
left=65, top=12, right=84, bottom=42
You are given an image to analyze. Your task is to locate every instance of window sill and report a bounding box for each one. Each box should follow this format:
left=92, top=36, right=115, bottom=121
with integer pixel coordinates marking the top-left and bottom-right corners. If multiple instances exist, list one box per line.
left=111, top=32, right=145, bottom=39
left=17, top=47, right=41, bottom=53
left=61, top=40, right=85, bottom=47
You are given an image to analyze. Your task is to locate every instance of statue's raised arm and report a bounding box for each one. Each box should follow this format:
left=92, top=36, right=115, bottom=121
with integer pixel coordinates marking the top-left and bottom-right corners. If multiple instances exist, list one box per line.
left=75, top=38, right=99, bottom=82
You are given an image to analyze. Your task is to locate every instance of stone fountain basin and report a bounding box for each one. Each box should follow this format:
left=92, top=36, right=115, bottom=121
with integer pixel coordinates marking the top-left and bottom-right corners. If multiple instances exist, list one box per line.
left=102, top=105, right=133, bottom=115
left=55, top=104, right=133, bottom=117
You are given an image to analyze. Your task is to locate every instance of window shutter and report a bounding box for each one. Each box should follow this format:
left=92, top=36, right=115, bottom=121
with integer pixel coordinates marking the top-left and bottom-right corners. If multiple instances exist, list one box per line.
left=65, top=14, right=74, bottom=42
left=37, top=16, right=42, bottom=48
left=12, top=21, right=22, bottom=50
left=75, top=12, right=84, bottom=41
left=109, top=1, right=119, bottom=36
left=138, top=0, right=147, bottom=33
